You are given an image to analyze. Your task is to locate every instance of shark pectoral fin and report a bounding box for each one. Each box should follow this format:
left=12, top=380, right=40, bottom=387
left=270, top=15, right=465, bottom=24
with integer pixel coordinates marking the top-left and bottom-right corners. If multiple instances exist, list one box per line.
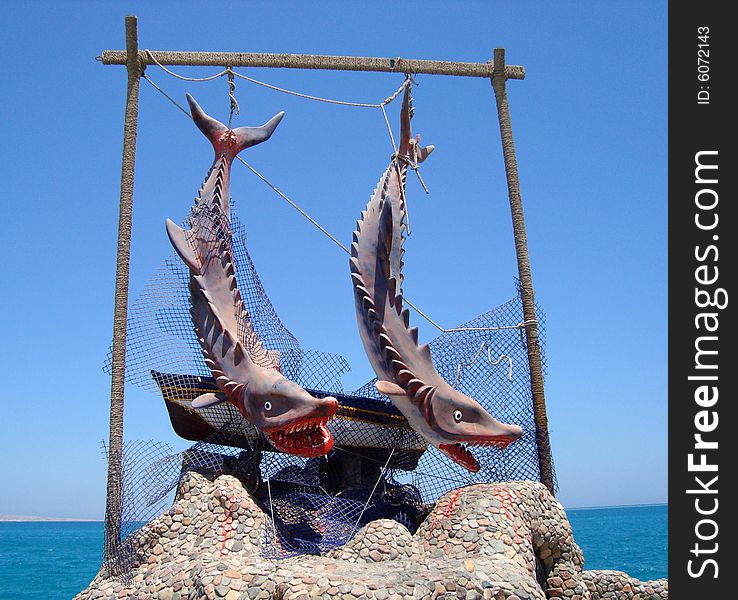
left=375, top=380, right=407, bottom=397
left=191, top=392, right=228, bottom=409
left=166, top=219, right=200, bottom=273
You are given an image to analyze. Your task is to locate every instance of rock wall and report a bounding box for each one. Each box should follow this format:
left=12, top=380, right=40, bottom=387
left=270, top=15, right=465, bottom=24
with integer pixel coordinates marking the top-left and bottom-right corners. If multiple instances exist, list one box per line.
left=75, top=473, right=667, bottom=600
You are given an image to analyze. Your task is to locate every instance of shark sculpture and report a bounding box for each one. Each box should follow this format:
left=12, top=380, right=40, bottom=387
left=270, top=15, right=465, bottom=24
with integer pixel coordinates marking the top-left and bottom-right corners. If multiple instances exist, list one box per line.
left=350, top=87, right=523, bottom=472
left=166, top=94, right=338, bottom=458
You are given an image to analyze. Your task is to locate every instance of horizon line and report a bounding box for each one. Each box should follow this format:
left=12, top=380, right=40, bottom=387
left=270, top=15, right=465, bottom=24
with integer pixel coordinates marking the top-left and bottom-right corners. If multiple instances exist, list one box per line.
left=2, top=502, right=669, bottom=521
left=565, top=502, right=668, bottom=511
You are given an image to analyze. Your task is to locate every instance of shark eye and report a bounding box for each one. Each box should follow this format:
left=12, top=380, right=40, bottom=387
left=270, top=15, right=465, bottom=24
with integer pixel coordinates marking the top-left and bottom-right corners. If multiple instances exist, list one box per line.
left=264, top=401, right=272, bottom=412
left=453, top=410, right=463, bottom=423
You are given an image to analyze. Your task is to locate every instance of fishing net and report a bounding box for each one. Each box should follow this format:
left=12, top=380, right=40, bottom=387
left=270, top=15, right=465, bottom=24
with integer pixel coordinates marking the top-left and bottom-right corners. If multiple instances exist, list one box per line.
left=98, top=68, right=556, bottom=573
left=100, top=439, right=179, bottom=581
left=102, top=193, right=553, bottom=572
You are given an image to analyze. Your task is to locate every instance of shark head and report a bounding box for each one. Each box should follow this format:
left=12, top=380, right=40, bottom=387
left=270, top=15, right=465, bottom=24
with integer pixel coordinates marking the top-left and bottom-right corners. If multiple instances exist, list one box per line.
left=376, top=379, right=522, bottom=472
left=241, top=371, right=338, bottom=458
left=430, top=382, right=523, bottom=472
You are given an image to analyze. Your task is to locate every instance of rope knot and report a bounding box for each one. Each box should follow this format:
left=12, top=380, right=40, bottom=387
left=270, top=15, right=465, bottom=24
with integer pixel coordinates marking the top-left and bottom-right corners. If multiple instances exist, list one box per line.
left=226, top=66, right=240, bottom=128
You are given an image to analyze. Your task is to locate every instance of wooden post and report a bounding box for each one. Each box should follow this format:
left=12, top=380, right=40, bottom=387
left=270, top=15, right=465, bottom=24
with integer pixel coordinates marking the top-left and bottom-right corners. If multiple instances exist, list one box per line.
left=104, top=15, right=142, bottom=555
left=491, top=48, right=554, bottom=494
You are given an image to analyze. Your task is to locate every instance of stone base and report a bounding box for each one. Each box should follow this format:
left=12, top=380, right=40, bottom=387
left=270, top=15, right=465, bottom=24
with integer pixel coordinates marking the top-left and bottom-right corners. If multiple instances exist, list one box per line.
left=75, top=473, right=667, bottom=600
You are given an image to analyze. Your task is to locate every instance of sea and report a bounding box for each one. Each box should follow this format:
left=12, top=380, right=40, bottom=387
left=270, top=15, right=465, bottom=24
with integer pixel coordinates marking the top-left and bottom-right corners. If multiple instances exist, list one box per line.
left=0, top=504, right=667, bottom=599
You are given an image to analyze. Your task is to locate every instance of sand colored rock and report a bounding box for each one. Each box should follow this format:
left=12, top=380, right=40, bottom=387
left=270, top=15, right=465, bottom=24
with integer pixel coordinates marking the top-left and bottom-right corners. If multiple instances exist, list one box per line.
left=75, top=473, right=667, bottom=600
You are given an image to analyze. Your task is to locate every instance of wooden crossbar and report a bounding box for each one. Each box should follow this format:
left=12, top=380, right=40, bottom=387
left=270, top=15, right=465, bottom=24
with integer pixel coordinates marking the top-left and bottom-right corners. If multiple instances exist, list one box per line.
left=100, top=49, right=525, bottom=80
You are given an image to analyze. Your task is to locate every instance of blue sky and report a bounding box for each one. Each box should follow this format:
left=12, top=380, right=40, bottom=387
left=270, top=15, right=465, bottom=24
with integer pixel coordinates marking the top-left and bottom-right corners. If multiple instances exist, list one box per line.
left=0, top=1, right=666, bottom=518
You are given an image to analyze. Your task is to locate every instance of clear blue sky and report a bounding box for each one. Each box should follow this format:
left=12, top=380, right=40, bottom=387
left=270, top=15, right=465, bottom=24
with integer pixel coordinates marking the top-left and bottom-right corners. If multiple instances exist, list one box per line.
left=1, top=1, right=666, bottom=518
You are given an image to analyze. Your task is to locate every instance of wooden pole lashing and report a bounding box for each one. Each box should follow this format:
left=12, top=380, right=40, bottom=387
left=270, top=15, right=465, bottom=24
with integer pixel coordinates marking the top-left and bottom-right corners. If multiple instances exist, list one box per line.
left=491, top=48, right=554, bottom=494
left=104, top=14, right=143, bottom=555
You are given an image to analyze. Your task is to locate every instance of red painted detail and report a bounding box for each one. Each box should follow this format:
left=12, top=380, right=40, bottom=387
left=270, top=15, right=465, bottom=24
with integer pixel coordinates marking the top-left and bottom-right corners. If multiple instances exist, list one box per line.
left=219, top=494, right=238, bottom=555
left=427, top=488, right=463, bottom=535
left=492, top=487, right=523, bottom=544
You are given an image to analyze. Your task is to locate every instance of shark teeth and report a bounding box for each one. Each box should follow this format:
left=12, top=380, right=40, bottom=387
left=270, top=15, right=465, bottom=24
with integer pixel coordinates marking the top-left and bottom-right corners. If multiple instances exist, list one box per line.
left=469, top=438, right=514, bottom=450
left=439, top=437, right=518, bottom=473
left=267, top=416, right=333, bottom=457
left=439, top=442, right=480, bottom=473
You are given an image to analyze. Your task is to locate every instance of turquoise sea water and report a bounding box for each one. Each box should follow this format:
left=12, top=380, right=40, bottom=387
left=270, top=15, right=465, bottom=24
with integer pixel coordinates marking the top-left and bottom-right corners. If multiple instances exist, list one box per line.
left=567, top=503, right=667, bottom=581
left=0, top=522, right=102, bottom=600
left=0, top=505, right=666, bottom=599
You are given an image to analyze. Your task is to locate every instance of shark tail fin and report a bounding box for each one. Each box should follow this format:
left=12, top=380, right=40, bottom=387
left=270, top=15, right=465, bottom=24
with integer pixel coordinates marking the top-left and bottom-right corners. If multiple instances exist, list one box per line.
left=186, top=93, right=284, bottom=161
left=398, top=86, right=434, bottom=164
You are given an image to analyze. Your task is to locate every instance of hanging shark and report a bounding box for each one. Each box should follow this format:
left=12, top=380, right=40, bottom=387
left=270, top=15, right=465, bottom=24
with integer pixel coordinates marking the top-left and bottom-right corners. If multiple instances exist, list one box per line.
left=350, top=87, right=523, bottom=472
left=166, top=94, right=338, bottom=458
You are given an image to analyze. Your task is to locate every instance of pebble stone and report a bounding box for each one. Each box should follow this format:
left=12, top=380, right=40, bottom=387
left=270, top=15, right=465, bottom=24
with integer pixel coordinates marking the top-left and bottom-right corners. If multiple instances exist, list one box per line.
left=74, top=473, right=667, bottom=600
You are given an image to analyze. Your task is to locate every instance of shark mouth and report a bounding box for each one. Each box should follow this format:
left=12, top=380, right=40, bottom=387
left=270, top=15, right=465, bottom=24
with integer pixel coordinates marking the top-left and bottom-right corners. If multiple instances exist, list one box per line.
left=266, top=417, right=334, bottom=458
left=439, top=438, right=514, bottom=473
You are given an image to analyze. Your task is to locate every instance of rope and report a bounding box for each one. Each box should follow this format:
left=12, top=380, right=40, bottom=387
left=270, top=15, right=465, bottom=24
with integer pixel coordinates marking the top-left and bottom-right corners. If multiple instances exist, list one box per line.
left=266, top=476, right=277, bottom=544
left=144, top=50, right=409, bottom=109
left=333, top=446, right=465, bottom=486
left=236, top=157, right=537, bottom=336
left=226, top=67, right=240, bottom=128
left=387, top=84, right=431, bottom=237
left=409, top=141, right=430, bottom=194
left=403, top=301, right=537, bottom=334
left=145, top=50, right=228, bottom=81
left=453, top=342, right=513, bottom=388
left=392, top=145, right=431, bottom=237
left=141, top=71, right=536, bottom=336
left=236, top=157, right=350, bottom=254
left=380, top=104, right=399, bottom=154
left=142, top=74, right=191, bottom=117
left=347, top=448, right=394, bottom=556
left=233, top=71, right=409, bottom=109
left=379, top=103, right=408, bottom=234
